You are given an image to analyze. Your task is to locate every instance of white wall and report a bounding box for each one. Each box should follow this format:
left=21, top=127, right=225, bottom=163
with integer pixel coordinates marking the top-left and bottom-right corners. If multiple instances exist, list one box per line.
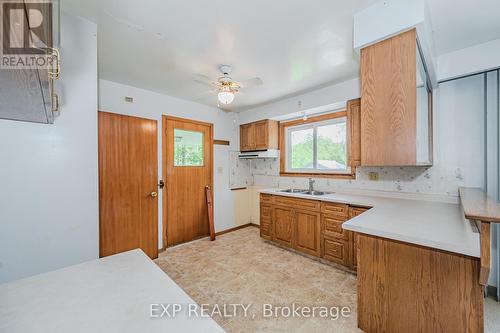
left=238, top=78, right=360, bottom=124
left=0, top=13, right=98, bottom=284
left=98, top=80, right=243, bottom=245
left=437, top=38, right=500, bottom=82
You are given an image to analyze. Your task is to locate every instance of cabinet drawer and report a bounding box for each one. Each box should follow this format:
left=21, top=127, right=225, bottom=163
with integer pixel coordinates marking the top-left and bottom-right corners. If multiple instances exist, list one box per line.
left=349, top=206, right=369, bottom=218
left=321, top=202, right=348, bottom=218
left=322, top=235, right=350, bottom=266
left=274, top=196, right=320, bottom=211
left=322, top=215, right=349, bottom=240
left=260, top=204, right=272, bottom=220
left=260, top=194, right=273, bottom=204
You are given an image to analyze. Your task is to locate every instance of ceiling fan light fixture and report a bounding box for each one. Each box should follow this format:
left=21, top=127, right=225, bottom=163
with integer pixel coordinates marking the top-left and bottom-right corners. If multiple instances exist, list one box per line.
left=218, top=90, right=235, bottom=105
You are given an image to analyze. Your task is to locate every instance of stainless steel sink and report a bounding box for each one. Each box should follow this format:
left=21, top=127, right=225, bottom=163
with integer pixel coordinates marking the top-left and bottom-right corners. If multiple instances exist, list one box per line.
left=280, top=189, right=331, bottom=196
left=280, top=189, right=308, bottom=193
left=302, top=190, right=330, bottom=196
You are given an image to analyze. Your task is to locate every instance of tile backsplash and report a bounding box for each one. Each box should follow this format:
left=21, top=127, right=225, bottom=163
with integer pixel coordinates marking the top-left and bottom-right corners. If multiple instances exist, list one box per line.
left=229, top=151, right=252, bottom=188
left=230, top=152, right=469, bottom=197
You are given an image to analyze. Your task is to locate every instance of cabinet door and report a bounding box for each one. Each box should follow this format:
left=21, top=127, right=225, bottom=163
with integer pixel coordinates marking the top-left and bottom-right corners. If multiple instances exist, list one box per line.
left=360, top=28, right=417, bottom=166
left=260, top=203, right=272, bottom=240
left=254, top=120, right=268, bottom=150
left=240, top=123, right=255, bottom=151
left=273, top=206, right=294, bottom=247
left=294, top=209, right=321, bottom=256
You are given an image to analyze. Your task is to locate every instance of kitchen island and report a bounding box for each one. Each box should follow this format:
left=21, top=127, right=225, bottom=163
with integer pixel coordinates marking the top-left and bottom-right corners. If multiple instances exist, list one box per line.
left=259, top=188, right=483, bottom=333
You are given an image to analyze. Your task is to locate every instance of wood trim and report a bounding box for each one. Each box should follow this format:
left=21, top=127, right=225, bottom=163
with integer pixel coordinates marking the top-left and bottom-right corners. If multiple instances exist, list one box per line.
left=279, top=111, right=356, bottom=179
left=163, top=115, right=213, bottom=127
left=162, top=115, right=214, bottom=249
left=479, top=222, right=491, bottom=286
left=162, top=116, right=168, bottom=249
left=214, top=139, right=230, bottom=146
left=215, top=223, right=258, bottom=236
left=279, top=172, right=355, bottom=179
left=459, top=187, right=500, bottom=223
left=280, top=111, right=347, bottom=127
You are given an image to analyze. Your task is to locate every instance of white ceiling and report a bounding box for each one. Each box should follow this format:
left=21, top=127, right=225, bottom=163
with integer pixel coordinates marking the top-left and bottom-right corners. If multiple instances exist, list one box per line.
left=63, top=0, right=500, bottom=111
left=63, top=0, right=378, bottom=111
left=428, top=0, right=500, bottom=55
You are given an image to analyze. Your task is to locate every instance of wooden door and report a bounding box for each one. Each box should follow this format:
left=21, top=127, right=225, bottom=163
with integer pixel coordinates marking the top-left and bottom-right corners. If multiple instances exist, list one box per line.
left=98, top=112, right=158, bottom=259
left=273, top=206, right=293, bottom=247
left=294, top=209, right=320, bottom=256
left=163, top=116, right=213, bottom=247
left=240, top=123, right=255, bottom=151
left=254, top=120, right=268, bottom=150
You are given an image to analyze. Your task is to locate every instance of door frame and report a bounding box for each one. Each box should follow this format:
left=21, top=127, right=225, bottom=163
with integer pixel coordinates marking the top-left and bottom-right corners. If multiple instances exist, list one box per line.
left=161, top=115, right=214, bottom=248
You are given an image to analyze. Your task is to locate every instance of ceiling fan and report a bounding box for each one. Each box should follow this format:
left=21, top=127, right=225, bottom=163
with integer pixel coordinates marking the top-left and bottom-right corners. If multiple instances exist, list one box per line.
left=194, top=65, right=263, bottom=107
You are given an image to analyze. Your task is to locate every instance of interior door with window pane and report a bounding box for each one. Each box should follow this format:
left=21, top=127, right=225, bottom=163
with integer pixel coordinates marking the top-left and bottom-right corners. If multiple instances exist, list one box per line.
left=163, top=116, right=213, bottom=247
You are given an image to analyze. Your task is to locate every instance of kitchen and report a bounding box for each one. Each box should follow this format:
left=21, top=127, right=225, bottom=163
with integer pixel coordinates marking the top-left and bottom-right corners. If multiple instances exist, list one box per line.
left=1, top=0, right=500, bottom=332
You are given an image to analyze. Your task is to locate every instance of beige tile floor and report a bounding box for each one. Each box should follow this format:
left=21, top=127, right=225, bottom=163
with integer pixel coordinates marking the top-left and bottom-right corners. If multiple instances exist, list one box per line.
left=155, top=226, right=500, bottom=333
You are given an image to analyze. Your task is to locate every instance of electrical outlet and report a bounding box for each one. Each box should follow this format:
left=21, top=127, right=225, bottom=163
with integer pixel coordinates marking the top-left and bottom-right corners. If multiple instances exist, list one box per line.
left=368, top=172, right=379, bottom=181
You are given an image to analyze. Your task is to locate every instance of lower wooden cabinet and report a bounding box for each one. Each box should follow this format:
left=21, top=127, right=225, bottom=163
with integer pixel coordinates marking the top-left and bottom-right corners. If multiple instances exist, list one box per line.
left=259, top=194, right=369, bottom=271
left=294, top=209, right=321, bottom=256
left=273, top=206, right=294, bottom=247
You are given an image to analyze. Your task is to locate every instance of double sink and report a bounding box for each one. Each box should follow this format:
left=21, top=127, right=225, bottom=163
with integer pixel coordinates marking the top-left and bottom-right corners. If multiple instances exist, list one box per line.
left=280, top=189, right=331, bottom=196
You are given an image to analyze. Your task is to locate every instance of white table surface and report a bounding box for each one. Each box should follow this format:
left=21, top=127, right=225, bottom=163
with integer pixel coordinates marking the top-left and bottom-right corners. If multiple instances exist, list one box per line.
left=0, top=249, right=224, bottom=333
left=259, top=189, right=480, bottom=258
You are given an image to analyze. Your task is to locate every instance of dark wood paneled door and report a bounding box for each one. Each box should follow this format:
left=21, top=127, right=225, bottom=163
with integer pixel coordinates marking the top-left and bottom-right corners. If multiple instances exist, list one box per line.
left=163, top=116, right=213, bottom=247
left=98, top=112, right=158, bottom=259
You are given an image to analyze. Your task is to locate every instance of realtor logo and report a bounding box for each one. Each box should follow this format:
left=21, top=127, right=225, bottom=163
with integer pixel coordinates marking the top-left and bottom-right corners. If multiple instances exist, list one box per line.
left=1, top=0, right=57, bottom=69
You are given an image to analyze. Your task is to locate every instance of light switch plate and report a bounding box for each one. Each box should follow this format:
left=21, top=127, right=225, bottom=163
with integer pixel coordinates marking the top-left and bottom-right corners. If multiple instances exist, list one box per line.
left=217, top=166, right=223, bottom=174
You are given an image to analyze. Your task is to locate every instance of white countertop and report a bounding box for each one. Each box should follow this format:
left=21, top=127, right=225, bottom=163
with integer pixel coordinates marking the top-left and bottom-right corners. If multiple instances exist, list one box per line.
left=0, top=250, right=224, bottom=333
left=259, top=189, right=480, bottom=258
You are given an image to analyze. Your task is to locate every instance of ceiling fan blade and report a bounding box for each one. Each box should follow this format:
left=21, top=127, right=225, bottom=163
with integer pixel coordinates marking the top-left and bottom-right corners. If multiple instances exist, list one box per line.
left=192, top=73, right=217, bottom=88
left=195, top=90, right=218, bottom=102
left=238, top=77, right=263, bottom=88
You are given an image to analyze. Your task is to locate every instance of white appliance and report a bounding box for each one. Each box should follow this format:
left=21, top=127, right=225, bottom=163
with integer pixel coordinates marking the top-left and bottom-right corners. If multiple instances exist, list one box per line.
left=238, top=149, right=279, bottom=159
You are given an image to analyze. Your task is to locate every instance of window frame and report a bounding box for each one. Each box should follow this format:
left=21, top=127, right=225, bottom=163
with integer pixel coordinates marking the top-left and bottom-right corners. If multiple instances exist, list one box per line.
left=279, top=110, right=356, bottom=179
left=285, top=117, right=350, bottom=174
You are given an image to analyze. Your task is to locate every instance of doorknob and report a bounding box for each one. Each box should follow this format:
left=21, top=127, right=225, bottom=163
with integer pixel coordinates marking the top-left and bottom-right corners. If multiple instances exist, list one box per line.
left=150, top=191, right=158, bottom=198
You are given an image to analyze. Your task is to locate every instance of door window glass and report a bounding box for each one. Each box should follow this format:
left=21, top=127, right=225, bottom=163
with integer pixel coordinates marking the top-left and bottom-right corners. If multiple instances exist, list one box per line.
left=174, top=129, right=204, bottom=166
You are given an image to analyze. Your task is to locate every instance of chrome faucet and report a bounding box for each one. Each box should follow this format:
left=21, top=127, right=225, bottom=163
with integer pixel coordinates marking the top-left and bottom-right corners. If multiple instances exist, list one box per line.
left=308, top=178, right=315, bottom=192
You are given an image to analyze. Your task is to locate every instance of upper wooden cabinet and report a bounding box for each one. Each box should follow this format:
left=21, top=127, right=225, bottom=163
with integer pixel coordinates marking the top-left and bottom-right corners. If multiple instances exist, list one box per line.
left=360, top=29, right=432, bottom=166
left=240, top=119, right=278, bottom=152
